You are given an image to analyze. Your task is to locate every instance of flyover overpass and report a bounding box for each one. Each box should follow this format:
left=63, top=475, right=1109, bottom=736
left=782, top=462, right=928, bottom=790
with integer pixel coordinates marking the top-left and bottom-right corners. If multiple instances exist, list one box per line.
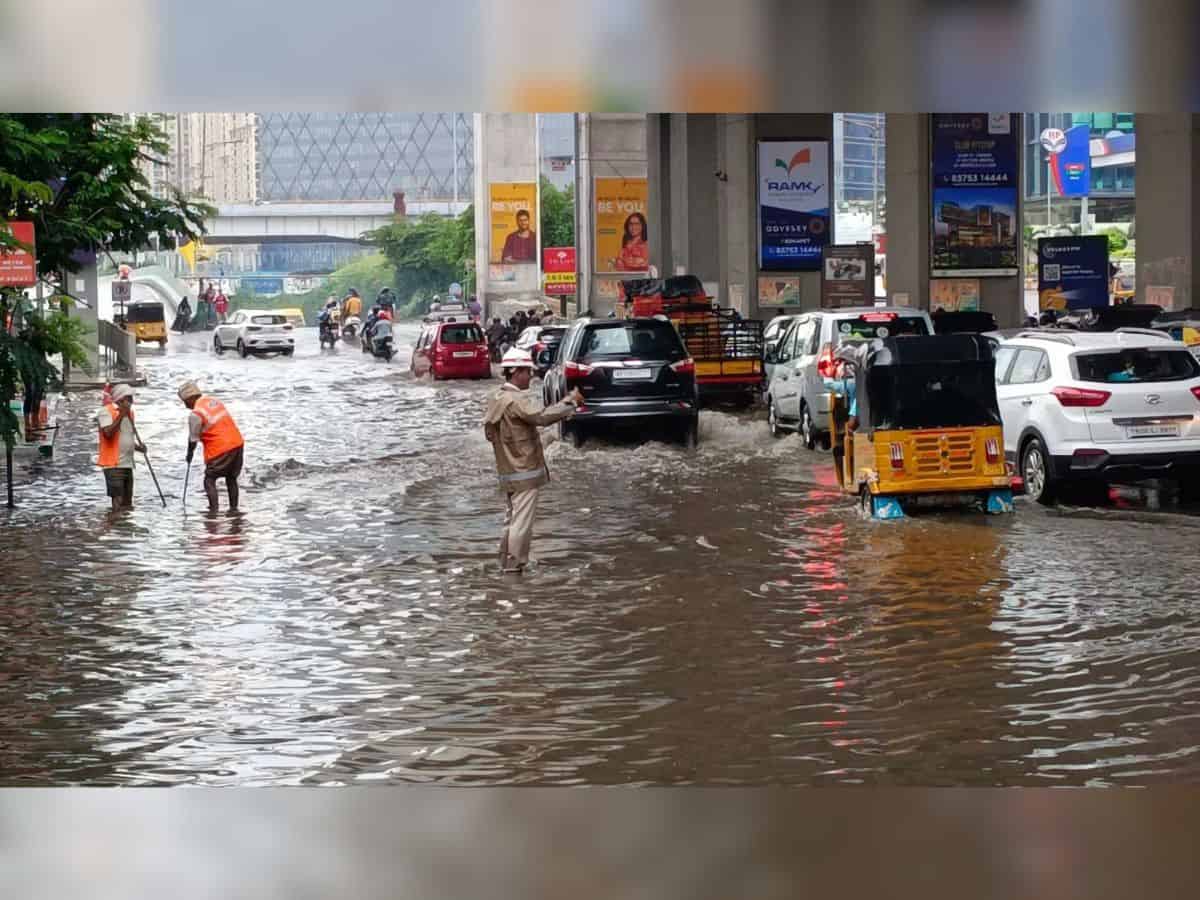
left=203, top=200, right=471, bottom=244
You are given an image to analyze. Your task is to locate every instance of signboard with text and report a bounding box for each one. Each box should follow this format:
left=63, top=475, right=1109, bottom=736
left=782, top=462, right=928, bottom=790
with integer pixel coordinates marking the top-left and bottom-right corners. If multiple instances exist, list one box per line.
left=595, top=178, right=649, bottom=274
left=930, top=114, right=1020, bottom=276
left=930, top=278, right=981, bottom=312
left=0, top=221, right=37, bottom=286
left=820, top=243, right=874, bottom=308
left=542, top=246, right=577, bottom=295
left=758, top=140, right=830, bottom=271
left=1038, top=235, right=1109, bottom=311
left=489, top=182, right=538, bottom=264
left=1052, top=124, right=1092, bottom=197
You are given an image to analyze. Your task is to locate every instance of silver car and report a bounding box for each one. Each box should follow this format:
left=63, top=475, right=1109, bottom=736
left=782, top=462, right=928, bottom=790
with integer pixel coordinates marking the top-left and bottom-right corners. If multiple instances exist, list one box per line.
left=764, top=307, right=934, bottom=448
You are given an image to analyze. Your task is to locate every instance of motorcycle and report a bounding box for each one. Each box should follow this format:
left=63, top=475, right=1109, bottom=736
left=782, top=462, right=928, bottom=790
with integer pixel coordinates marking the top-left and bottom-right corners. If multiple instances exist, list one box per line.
left=371, top=334, right=395, bottom=361
left=341, top=315, right=361, bottom=340
left=318, top=317, right=339, bottom=349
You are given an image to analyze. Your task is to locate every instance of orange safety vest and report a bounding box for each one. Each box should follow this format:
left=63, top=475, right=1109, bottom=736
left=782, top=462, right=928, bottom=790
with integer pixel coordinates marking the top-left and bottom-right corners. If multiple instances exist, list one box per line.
left=192, top=395, right=244, bottom=462
left=97, top=403, right=132, bottom=468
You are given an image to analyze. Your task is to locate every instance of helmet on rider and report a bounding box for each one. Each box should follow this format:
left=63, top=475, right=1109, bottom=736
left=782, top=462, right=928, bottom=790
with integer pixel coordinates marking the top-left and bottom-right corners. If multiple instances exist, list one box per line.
left=347, top=288, right=359, bottom=297
left=500, top=347, right=534, bottom=370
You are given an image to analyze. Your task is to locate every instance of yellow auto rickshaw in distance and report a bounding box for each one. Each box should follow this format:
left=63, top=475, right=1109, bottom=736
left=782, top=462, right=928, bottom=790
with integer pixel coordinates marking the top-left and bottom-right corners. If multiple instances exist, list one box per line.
left=829, top=334, right=1014, bottom=519
left=125, top=301, right=168, bottom=348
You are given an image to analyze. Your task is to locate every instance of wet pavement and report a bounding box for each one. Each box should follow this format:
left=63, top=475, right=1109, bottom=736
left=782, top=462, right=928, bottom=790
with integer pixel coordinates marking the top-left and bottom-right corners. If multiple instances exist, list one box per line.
left=2, top=323, right=1200, bottom=785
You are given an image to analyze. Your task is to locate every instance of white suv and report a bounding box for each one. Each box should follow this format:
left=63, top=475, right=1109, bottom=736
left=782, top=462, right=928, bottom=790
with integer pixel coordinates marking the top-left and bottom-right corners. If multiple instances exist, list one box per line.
left=995, top=329, right=1200, bottom=503
left=213, top=310, right=296, bottom=358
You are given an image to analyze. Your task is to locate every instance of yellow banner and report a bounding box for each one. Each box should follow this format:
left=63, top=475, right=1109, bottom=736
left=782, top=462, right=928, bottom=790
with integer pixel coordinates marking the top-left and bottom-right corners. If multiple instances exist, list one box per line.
left=595, top=177, right=649, bottom=274
left=489, top=182, right=538, bottom=264
left=544, top=272, right=577, bottom=285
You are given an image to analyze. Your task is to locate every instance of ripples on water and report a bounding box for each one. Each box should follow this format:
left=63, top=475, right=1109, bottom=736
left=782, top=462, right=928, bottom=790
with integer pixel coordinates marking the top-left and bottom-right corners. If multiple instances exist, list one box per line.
left=2, top=326, right=1200, bottom=785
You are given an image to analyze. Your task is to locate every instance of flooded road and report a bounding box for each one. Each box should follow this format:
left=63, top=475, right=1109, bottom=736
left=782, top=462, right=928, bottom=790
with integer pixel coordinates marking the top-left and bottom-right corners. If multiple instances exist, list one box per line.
left=3, top=323, right=1200, bottom=786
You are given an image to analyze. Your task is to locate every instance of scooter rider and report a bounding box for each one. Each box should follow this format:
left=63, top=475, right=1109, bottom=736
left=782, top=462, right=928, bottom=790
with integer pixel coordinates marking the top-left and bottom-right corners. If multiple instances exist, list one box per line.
left=376, top=287, right=396, bottom=316
left=371, top=308, right=395, bottom=358
left=317, top=298, right=340, bottom=343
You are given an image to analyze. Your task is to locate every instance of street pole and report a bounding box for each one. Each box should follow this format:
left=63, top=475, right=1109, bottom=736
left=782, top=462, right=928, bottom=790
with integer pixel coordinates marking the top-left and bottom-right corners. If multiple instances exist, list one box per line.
left=452, top=114, right=459, bottom=209
left=1046, top=157, right=1052, bottom=229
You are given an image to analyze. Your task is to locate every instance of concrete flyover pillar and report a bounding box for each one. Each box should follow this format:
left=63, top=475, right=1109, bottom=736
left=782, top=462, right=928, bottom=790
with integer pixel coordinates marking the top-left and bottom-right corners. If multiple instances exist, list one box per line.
left=473, top=113, right=540, bottom=317
left=651, top=114, right=834, bottom=319
left=575, top=114, right=648, bottom=317
left=1134, top=114, right=1200, bottom=310
left=885, top=113, right=1025, bottom=328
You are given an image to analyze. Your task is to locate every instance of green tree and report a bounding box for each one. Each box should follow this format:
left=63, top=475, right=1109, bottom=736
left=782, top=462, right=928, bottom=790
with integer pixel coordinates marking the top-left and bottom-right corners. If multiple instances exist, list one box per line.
left=366, top=206, right=474, bottom=317
left=0, top=115, right=212, bottom=275
left=539, top=177, right=575, bottom=249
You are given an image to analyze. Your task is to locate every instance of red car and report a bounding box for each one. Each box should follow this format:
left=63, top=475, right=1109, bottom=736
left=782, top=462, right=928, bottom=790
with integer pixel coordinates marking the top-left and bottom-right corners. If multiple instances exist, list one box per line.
left=411, top=320, right=492, bottom=380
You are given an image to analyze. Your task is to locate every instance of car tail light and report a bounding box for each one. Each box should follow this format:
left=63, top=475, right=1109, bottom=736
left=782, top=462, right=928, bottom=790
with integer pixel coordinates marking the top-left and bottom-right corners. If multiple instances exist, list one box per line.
left=1191, top=386, right=1200, bottom=403
left=985, top=438, right=1000, bottom=464
left=816, top=344, right=836, bottom=378
left=564, top=361, right=593, bottom=380
left=1052, top=386, right=1111, bottom=408
left=669, top=358, right=695, bottom=375
left=889, top=442, right=905, bottom=471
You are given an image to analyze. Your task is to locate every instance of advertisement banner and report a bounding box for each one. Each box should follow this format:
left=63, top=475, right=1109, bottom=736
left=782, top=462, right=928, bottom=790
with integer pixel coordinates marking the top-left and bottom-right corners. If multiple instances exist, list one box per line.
left=930, top=278, right=981, bottom=312
left=1038, top=235, right=1110, bottom=311
left=820, top=243, right=874, bottom=308
left=758, top=140, right=830, bottom=271
left=542, top=246, right=577, bottom=296
left=489, top=183, right=538, bottom=265
left=757, top=275, right=801, bottom=307
left=930, top=114, right=1020, bottom=277
left=0, top=221, right=37, bottom=286
left=594, top=178, right=649, bottom=274
left=1052, top=124, right=1091, bottom=198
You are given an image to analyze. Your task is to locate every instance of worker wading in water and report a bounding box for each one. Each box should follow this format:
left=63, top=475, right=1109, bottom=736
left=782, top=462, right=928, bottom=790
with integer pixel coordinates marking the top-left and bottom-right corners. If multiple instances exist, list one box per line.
left=483, top=348, right=582, bottom=574
left=178, top=381, right=245, bottom=512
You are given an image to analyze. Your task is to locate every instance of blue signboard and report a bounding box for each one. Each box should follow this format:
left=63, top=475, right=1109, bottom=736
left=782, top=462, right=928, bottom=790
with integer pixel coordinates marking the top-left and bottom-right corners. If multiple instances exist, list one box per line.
left=930, top=113, right=1020, bottom=276
left=758, top=140, right=830, bottom=271
left=1038, top=235, right=1109, bottom=311
left=1052, top=124, right=1091, bottom=197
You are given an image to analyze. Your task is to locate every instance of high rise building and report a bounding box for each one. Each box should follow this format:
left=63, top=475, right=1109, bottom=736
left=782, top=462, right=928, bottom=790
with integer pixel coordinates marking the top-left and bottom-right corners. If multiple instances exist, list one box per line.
left=256, top=113, right=474, bottom=203
left=172, top=113, right=258, bottom=203
left=834, top=113, right=886, bottom=208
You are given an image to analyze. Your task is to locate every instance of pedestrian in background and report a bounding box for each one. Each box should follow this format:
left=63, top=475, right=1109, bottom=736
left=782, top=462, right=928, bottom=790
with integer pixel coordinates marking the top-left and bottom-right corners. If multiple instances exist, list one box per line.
left=482, top=348, right=582, bottom=574
left=214, top=287, right=229, bottom=323
left=96, top=383, right=144, bottom=511
left=178, top=381, right=246, bottom=512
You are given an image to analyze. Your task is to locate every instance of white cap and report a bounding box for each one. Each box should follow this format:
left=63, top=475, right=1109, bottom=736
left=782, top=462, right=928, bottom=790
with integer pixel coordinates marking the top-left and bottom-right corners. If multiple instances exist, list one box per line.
left=500, top=347, right=534, bottom=369
left=111, top=383, right=134, bottom=402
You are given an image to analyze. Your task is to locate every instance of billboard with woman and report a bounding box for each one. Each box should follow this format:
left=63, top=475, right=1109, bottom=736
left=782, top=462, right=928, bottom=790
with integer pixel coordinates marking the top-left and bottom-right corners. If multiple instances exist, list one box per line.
left=595, top=177, right=649, bottom=273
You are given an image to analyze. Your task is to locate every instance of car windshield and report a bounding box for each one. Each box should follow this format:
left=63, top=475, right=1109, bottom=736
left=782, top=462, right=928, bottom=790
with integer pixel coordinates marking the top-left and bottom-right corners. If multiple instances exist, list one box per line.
left=442, top=325, right=483, bottom=344
left=1073, top=348, right=1200, bottom=383
left=250, top=315, right=285, bottom=326
left=581, top=323, right=685, bottom=361
left=836, top=314, right=929, bottom=343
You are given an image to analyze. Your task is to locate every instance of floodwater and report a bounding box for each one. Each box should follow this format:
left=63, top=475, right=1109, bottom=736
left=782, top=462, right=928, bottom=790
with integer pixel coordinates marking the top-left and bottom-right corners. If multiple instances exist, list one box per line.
left=2, top=323, right=1200, bottom=786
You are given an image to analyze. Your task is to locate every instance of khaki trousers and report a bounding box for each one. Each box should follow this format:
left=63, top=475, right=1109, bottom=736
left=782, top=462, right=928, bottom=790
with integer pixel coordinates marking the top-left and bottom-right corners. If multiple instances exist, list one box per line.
left=499, top=487, right=540, bottom=569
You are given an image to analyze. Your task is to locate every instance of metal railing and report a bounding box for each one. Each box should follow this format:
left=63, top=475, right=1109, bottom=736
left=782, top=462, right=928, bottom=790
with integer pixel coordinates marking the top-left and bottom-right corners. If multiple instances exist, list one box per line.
left=97, top=319, right=138, bottom=376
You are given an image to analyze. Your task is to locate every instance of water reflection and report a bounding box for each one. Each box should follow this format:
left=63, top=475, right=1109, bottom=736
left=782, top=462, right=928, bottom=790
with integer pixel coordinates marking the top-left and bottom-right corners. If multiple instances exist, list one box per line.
left=1, top=328, right=1199, bottom=784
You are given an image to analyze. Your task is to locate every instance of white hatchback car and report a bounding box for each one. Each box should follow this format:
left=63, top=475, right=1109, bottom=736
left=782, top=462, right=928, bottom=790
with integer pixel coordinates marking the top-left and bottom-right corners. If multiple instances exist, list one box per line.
left=213, top=310, right=296, bottom=358
left=995, top=329, right=1200, bottom=503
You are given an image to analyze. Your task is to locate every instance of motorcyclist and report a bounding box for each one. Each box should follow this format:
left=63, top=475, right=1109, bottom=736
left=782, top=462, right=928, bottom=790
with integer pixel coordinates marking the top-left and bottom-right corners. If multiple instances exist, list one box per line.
left=374, top=287, right=395, bottom=317
left=342, top=288, right=363, bottom=320
left=317, top=299, right=340, bottom=345
left=371, top=308, right=394, bottom=358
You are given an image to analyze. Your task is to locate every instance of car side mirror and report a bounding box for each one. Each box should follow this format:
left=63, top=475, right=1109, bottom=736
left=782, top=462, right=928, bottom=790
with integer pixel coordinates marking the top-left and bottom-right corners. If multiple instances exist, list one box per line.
left=536, top=348, right=554, bottom=369
left=764, top=348, right=779, bottom=364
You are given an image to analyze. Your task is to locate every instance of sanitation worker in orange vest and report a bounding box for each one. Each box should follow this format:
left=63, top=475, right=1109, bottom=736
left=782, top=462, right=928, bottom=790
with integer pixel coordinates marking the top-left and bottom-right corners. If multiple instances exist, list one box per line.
left=96, top=383, right=145, bottom=511
left=178, top=381, right=245, bottom=511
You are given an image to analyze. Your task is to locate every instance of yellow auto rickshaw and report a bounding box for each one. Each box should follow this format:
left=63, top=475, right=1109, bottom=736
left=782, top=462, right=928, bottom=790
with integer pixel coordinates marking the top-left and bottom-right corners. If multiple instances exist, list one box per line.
left=1152, top=308, right=1200, bottom=359
left=125, top=301, right=168, bottom=348
left=829, top=334, right=1013, bottom=519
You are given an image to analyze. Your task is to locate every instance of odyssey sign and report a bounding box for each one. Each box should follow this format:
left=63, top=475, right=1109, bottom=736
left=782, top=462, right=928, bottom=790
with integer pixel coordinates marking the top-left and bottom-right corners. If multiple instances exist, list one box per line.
left=1040, top=128, right=1067, bottom=154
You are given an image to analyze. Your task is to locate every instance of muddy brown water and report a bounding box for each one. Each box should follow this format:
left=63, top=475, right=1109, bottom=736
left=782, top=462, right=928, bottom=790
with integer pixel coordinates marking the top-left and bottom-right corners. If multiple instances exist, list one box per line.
left=2, top=324, right=1199, bottom=785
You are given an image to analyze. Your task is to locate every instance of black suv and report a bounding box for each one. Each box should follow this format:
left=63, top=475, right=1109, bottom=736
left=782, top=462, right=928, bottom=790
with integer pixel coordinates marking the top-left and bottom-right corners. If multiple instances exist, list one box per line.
left=541, top=317, right=699, bottom=448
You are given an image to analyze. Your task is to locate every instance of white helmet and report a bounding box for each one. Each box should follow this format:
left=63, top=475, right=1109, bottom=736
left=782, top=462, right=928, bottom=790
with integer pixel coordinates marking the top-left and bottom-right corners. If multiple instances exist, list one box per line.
left=500, top=347, right=534, bottom=369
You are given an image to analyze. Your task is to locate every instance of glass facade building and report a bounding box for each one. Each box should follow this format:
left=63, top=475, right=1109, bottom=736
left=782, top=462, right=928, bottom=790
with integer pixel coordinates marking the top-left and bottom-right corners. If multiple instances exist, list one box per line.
left=834, top=113, right=886, bottom=206
left=257, top=113, right=475, bottom=202
left=1023, top=112, right=1135, bottom=224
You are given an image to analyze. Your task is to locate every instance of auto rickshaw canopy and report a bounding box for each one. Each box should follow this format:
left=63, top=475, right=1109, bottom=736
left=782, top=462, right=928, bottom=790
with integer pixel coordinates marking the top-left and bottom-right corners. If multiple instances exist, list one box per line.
left=855, top=334, right=1001, bottom=433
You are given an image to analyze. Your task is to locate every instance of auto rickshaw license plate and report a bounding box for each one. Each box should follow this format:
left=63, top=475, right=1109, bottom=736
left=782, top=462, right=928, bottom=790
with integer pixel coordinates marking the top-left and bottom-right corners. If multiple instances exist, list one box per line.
left=906, top=492, right=978, bottom=508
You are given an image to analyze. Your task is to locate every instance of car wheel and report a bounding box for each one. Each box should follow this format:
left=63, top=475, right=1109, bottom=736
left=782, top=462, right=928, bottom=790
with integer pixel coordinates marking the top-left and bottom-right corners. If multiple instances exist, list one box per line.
left=681, top=418, right=699, bottom=451
left=800, top=403, right=817, bottom=451
left=1021, top=437, right=1057, bottom=505
left=237, top=339, right=248, bottom=358
left=283, top=348, right=294, bottom=357
left=767, top=399, right=784, bottom=439
left=158, top=339, right=167, bottom=349
left=561, top=421, right=585, bottom=448
left=213, top=334, right=223, bottom=354
left=859, top=485, right=874, bottom=518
